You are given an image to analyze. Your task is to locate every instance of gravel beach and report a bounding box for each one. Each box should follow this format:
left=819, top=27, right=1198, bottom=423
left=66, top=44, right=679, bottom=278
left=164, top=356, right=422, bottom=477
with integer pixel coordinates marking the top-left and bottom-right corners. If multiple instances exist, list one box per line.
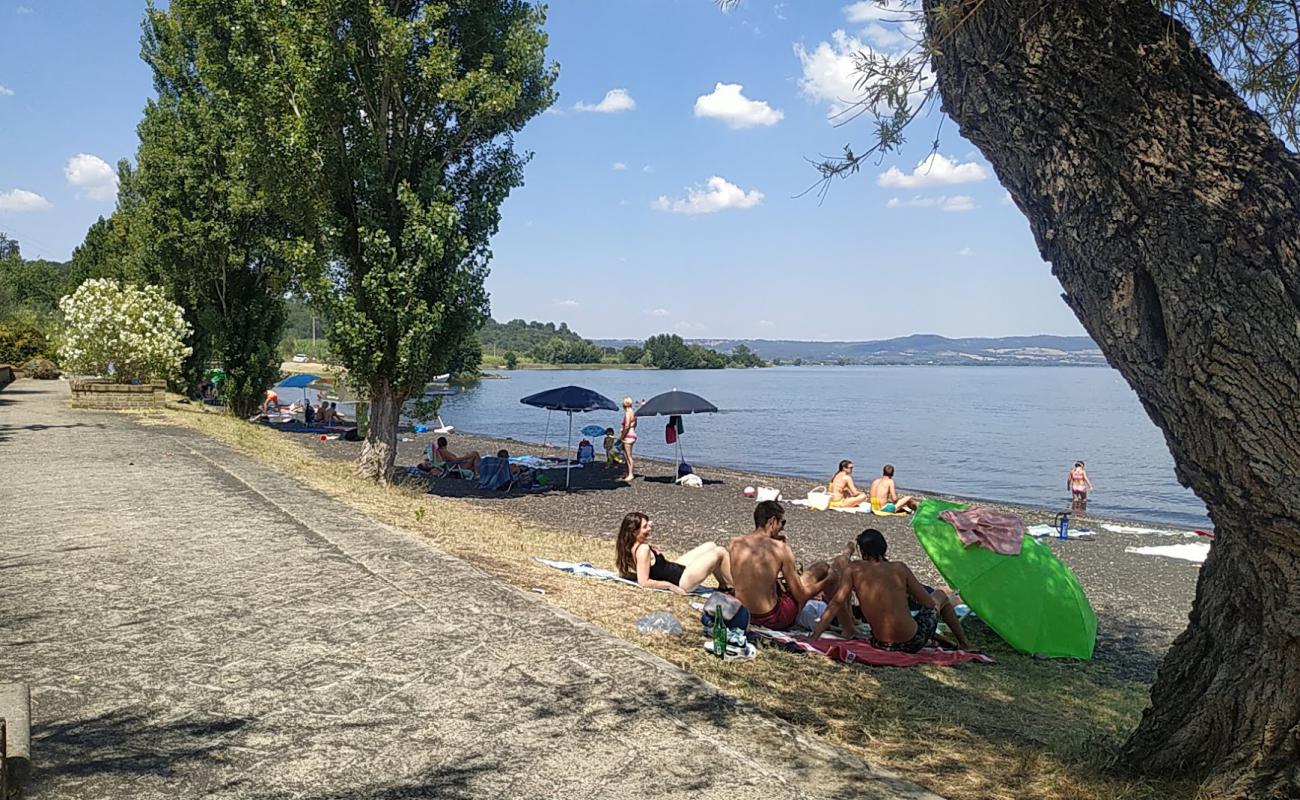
left=296, top=425, right=1203, bottom=677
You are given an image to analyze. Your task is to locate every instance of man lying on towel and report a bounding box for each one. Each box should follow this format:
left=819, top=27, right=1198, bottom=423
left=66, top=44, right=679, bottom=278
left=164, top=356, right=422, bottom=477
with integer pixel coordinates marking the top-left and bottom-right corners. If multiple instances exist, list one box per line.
left=729, top=501, right=835, bottom=631
left=811, top=529, right=975, bottom=652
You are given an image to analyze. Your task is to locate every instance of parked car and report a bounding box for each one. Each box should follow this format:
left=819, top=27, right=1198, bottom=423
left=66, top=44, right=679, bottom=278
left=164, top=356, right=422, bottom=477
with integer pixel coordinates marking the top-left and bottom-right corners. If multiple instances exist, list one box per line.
left=292, top=354, right=308, bottom=363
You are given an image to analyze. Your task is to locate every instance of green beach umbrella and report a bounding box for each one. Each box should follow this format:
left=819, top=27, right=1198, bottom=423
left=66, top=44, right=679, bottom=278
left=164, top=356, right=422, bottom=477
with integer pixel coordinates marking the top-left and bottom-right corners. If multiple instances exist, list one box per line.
left=912, top=499, right=1097, bottom=659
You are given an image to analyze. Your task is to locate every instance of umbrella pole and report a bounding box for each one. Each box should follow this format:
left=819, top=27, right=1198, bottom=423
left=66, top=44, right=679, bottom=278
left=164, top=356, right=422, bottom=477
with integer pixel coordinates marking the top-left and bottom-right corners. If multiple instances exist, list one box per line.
left=565, top=412, right=573, bottom=489
left=543, top=410, right=552, bottom=446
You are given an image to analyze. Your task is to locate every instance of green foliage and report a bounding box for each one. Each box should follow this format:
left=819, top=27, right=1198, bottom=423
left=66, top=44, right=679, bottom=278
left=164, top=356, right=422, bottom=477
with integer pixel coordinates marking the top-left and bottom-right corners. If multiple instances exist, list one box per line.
left=619, top=344, right=644, bottom=364
left=642, top=333, right=767, bottom=369
left=480, top=318, right=590, bottom=358
left=20, top=357, right=60, bottom=380
left=503, top=350, right=519, bottom=369
left=0, top=319, right=49, bottom=365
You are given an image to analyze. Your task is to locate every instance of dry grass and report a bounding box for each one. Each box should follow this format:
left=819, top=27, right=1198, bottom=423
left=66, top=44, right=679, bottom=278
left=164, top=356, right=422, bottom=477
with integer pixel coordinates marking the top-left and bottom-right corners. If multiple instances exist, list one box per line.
left=139, top=404, right=1198, bottom=800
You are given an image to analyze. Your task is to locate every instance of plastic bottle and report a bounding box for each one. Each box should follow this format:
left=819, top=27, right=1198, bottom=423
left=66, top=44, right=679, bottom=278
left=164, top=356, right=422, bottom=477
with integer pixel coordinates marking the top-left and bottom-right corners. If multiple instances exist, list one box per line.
left=712, top=604, right=727, bottom=658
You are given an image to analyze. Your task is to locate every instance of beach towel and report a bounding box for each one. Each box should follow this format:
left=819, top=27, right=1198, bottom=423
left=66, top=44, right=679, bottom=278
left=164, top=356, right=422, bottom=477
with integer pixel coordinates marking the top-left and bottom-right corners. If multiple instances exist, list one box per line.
left=511, top=455, right=581, bottom=471
left=790, top=498, right=873, bottom=514
left=1125, top=542, right=1209, bottom=564
left=939, top=507, right=1026, bottom=555
left=1102, top=523, right=1206, bottom=538
left=1028, top=524, right=1095, bottom=540
left=533, top=558, right=714, bottom=595
left=748, top=626, right=992, bottom=668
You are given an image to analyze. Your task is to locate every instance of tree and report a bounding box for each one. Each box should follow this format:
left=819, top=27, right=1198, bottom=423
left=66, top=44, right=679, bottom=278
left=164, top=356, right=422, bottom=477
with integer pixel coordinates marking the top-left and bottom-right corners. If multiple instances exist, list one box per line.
left=175, top=0, right=557, bottom=479
left=503, top=350, right=518, bottom=370
left=619, top=344, right=643, bottom=364
left=728, top=0, right=1300, bottom=793
left=116, top=7, right=295, bottom=415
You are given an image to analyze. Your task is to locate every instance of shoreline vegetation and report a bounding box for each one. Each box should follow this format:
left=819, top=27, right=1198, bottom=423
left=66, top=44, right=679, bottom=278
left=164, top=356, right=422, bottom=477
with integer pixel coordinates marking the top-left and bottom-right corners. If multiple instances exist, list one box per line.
left=141, top=398, right=1200, bottom=800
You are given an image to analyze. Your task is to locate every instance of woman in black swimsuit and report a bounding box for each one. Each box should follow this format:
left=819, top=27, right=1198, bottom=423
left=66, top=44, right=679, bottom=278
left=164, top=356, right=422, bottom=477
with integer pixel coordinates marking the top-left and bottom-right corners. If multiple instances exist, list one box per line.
left=614, top=512, right=733, bottom=594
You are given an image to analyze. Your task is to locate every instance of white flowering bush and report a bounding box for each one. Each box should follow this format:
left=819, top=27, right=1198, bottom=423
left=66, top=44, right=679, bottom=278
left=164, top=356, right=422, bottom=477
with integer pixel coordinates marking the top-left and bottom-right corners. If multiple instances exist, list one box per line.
left=58, top=279, right=193, bottom=383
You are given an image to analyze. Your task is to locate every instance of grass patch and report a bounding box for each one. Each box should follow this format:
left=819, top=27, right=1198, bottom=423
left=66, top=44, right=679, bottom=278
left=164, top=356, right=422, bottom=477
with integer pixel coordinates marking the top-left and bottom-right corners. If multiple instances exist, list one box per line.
left=140, top=404, right=1195, bottom=800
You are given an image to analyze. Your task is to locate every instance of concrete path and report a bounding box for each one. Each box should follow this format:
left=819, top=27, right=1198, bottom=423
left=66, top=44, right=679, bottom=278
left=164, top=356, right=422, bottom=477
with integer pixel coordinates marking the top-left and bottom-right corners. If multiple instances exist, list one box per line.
left=0, top=381, right=941, bottom=800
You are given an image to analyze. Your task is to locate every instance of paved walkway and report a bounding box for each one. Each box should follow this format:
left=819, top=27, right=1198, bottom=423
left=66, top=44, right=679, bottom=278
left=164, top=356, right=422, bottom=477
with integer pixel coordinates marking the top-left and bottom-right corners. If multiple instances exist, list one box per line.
left=0, top=381, right=941, bottom=800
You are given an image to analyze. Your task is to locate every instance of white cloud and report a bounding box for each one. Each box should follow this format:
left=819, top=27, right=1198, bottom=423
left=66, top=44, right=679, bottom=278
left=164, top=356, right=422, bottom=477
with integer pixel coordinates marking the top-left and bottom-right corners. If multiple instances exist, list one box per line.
left=557, top=299, right=579, bottom=308
left=0, top=188, right=52, bottom=211
left=794, top=31, right=863, bottom=116
left=574, top=88, right=636, bottom=113
left=886, top=195, right=976, bottom=212
left=642, top=164, right=654, bottom=173
left=758, top=319, right=775, bottom=327
left=843, top=1, right=911, bottom=22
left=64, top=153, right=119, bottom=201
left=859, top=21, right=909, bottom=49
left=653, top=176, right=764, bottom=215
left=612, top=161, right=627, bottom=171
left=877, top=153, right=989, bottom=188
left=0, top=85, right=13, bottom=97
left=958, top=247, right=973, bottom=256
left=646, top=308, right=672, bottom=317
left=543, top=107, right=565, bottom=117
left=673, top=321, right=705, bottom=332
left=15, top=5, right=32, bottom=13
left=694, top=83, right=783, bottom=128
left=1002, top=190, right=1014, bottom=205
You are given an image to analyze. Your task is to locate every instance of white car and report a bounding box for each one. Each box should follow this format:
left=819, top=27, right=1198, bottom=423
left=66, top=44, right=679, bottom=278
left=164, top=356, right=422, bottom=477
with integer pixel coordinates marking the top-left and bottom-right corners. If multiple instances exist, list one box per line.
left=291, top=354, right=308, bottom=363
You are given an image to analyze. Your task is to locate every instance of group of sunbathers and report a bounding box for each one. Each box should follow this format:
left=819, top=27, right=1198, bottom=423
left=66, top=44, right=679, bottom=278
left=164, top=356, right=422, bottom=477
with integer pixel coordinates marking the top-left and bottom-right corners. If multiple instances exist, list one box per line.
left=253, top=389, right=351, bottom=426
left=616, top=500, right=974, bottom=653
left=827, top=460, right=919, bottom=513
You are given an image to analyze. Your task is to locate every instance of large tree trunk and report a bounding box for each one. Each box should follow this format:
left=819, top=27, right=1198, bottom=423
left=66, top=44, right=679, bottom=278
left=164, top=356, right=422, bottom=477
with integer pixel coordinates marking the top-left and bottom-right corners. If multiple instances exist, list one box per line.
left=922, top=0, right=1300, bottom=795
left=358, top=380, right=404, bottom=482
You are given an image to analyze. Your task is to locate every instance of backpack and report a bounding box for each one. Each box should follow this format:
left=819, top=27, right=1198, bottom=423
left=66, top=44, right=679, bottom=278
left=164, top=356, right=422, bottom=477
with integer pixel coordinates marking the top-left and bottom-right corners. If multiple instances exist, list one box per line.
left=677, top=461, right=694, bottom=478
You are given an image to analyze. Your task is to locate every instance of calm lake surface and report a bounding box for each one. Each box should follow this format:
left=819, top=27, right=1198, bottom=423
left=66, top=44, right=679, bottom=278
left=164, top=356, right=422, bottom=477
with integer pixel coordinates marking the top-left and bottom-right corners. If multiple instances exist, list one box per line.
left=436, top=366, right=1210, bottom=529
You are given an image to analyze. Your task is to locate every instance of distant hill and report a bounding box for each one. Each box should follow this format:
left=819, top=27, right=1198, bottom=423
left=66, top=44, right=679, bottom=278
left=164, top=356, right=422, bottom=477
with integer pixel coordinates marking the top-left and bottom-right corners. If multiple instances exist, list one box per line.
left=593, top=334, right=1106, bottom=366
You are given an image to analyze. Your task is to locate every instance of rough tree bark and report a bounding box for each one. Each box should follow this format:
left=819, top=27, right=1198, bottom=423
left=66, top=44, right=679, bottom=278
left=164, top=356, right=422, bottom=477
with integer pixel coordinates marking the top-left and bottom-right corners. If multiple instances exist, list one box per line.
left=358, top=380, right=404, bottom=482
left=922, top=0, right=1300, bottom=795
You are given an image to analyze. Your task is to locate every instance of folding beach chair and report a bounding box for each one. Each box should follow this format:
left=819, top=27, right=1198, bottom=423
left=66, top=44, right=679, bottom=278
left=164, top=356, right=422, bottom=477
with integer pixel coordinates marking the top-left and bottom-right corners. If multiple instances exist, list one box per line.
left=425, top=442, right=474, bottom=480
left=477, top=457, right=515, bottom=492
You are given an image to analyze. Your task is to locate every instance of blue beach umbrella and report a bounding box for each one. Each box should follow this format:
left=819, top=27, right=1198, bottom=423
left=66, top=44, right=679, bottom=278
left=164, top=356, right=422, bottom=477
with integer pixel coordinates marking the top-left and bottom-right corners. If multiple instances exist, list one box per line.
left=520, top=386, right=619, bottom=487
left=277, top=373, right=325, bottom=407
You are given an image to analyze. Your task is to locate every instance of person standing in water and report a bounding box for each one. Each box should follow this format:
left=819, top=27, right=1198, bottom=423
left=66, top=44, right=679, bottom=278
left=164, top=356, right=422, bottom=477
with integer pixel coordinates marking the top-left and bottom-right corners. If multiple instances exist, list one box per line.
left=619, top=396, right=638, bottom=483
left=1069, top=461, right=1094, bottom=512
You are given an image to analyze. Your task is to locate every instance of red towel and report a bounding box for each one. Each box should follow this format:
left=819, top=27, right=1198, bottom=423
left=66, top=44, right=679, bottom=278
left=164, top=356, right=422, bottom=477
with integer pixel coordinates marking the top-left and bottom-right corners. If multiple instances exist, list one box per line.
left=751, top=627, right=993, bottom=668
left=939, top=507, right=1027, bottom=555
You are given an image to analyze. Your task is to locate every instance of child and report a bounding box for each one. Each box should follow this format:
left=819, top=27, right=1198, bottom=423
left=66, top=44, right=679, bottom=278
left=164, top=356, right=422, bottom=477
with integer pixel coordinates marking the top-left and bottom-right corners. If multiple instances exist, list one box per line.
left=603, top=427, right=624, bottom=465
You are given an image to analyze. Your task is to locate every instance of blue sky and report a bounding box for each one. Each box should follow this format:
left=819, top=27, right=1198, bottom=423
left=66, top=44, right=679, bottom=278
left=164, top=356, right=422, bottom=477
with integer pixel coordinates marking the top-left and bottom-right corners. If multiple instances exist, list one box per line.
left=0, top=0, right=1087, bottom=341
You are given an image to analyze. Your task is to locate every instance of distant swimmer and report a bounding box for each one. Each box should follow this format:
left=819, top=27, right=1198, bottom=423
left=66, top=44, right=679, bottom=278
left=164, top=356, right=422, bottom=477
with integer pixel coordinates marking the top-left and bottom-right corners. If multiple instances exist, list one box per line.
left=1069, top=461, right=1094, bottom=512
left=828, top=460, right=869, bottom=508
left=870, top=464, right=919, bottom=514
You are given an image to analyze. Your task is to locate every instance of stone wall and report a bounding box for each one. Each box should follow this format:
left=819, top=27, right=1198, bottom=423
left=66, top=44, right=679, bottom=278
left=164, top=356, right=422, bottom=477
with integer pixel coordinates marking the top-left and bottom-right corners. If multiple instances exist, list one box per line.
left=70, top=380, right=166, bottom=409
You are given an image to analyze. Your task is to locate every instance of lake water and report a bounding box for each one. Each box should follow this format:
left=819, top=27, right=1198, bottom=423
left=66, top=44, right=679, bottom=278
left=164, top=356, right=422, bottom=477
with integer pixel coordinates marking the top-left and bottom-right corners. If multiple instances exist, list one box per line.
left=434, top=366, right=1210, bottom=529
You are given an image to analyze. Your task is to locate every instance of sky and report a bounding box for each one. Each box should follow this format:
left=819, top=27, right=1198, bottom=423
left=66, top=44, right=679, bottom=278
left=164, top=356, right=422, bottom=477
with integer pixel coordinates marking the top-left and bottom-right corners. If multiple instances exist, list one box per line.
left=0, top=0, right=1088, bottom=341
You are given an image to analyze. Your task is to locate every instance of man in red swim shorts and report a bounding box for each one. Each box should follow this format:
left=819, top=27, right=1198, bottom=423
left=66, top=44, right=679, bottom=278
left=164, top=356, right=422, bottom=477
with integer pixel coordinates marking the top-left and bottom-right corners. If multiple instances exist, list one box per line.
left=729, top=500, right=834, bottom=631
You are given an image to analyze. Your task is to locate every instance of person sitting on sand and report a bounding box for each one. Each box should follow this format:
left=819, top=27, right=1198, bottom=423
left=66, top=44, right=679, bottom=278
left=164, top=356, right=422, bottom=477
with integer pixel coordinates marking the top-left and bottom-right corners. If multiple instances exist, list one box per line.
left=812, top=528, right=974, bottom=652
left=728, top=501, right=835, bottom=631
left=432, top=436, right=480, bottom=474
left=870, top=464, right=918, bottom=514
left=615, top=512, right=733, bottom=594
left=1069, top=460, right=1094, bottom=512
left=828, top=460, right=869, bottom=508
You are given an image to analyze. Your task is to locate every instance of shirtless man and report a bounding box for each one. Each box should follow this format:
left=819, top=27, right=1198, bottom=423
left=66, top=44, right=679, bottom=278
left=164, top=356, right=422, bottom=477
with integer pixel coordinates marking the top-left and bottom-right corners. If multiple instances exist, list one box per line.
left=828, top=460, right=869, bottom=508
left=728, top=501, right=834, bottom=631
left=869, top=464, right=918, bottom=514
left=812, top=529, right=974, bottom=651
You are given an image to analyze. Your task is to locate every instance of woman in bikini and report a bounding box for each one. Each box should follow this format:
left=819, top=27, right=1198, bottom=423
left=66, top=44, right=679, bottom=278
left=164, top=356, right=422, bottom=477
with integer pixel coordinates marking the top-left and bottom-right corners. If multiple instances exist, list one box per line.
left=828, top=460, right=869, bottom=508
left=615, top=512, right=733, bottom=594
left=619, top=396, right=637, bottom=483
left=1069, top=461, right=1094, bottom=512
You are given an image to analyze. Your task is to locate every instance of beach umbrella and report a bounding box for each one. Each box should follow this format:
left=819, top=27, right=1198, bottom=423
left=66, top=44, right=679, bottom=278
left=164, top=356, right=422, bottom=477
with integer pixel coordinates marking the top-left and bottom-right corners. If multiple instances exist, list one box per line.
left=634, top=389, right=718, bottom=468
left=581, top=424, right=608, bottom=438
left=912, top=498, right=1097, bottom=659
left=520, top=386, right=619, bottom=487
left=278, top=373, right=324, bottom=407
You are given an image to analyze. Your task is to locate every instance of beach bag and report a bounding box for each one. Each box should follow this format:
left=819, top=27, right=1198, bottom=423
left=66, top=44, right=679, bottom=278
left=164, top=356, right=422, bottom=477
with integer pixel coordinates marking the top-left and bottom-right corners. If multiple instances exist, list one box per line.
left=676, top=473, right=703, bottom=488
left=806, top=486, right=832, bottom=511
left=756, top=487, right=781, bottom=502
left=678, top=461, right=694, bottom=478
left=699, top=591, right=750, bottom=630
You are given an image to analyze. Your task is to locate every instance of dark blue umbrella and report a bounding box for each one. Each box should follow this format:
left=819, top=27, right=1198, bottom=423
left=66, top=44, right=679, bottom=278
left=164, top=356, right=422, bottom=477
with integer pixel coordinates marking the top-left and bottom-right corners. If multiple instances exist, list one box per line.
left=634, top=389, right=719, bottom=468
left=520, top=386, right=618, bottom=486
left=278, top=373, right=324, bottom=389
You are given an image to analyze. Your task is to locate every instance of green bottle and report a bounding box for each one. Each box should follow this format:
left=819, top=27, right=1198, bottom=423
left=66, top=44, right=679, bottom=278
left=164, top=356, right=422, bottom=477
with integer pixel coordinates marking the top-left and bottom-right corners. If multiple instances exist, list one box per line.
left=712, top=604, right=727, bottom=659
